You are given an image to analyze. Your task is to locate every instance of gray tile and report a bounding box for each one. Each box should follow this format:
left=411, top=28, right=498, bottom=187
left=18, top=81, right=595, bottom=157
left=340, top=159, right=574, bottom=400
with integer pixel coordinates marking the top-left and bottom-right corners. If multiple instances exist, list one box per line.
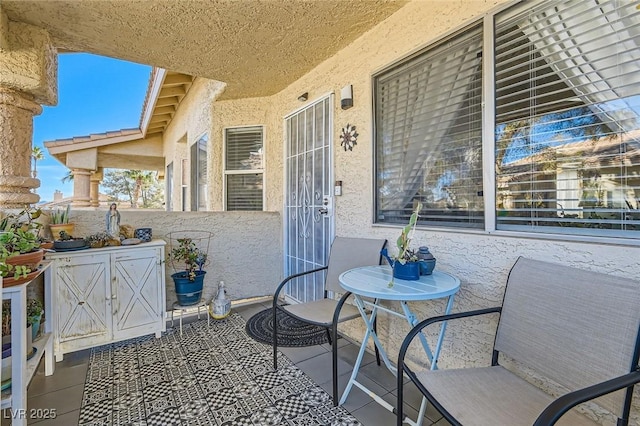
left=56, top=349, right=90, bottom=369
left=391, top=380, right=444, bottom=423
left=318, top=371, right=389, bottom=413
left=28, top=362, right=87, bottom=397
left=352, top=390, right=427, bottom=426
left=234, top=302, right=271, bottom=321
left=294, top=351, right=353, bottom=385
left=278, top=343, right=328, bottom=364
left=26, top=383, right=84, bottom=417
left=358, top=360, right=400, bottom=392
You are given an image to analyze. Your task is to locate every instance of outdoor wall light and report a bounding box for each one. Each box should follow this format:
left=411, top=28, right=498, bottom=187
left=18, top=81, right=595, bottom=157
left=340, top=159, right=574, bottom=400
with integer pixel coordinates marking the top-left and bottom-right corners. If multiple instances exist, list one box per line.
left=298, top=92, right=308, bottom=102
left=341, top=85, right=353, bottom=110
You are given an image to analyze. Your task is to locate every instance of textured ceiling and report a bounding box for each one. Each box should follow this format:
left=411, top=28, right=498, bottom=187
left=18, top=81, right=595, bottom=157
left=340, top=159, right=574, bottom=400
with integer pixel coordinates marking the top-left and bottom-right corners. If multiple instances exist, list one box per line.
left=3, top=0, right=406, bottom=99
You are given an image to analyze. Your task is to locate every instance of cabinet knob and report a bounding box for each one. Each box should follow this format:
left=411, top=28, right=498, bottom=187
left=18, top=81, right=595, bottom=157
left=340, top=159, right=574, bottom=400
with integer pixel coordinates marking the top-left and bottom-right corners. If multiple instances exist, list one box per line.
left=78, top=301, right=85, bottom=305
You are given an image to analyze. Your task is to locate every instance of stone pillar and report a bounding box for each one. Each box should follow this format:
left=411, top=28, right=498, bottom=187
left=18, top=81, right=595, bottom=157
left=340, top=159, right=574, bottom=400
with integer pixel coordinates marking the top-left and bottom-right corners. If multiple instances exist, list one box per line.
left=89, top=169, right=103, bottom=207
left=0, top=18, right=57, bottom=208
left=0, top=88, right=41, bottom=207
left=71, top=169, right=91, bottom=207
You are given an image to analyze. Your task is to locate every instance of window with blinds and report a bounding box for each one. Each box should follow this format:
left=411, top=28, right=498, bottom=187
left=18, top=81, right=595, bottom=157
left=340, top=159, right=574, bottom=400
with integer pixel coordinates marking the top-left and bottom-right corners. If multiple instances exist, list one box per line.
left=224, top=126, right=264, bottom=211
left=495, top=0, right=640, bottom=237
left=374, top=24, right=484, bottom=228
left=190, top=135, right=207, bottom=211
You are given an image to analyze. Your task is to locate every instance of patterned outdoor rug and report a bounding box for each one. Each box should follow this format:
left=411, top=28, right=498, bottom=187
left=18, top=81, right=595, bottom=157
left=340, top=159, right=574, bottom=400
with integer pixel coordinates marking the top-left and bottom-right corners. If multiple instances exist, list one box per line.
left=245, top=308, right=330, bottom=347
left=79, top=312, right=359, bottom=426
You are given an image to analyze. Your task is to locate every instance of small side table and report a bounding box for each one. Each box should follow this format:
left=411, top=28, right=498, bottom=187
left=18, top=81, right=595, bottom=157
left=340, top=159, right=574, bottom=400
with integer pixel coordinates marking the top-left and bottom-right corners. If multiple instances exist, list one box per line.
left=171, top=296, right=211, bottom=336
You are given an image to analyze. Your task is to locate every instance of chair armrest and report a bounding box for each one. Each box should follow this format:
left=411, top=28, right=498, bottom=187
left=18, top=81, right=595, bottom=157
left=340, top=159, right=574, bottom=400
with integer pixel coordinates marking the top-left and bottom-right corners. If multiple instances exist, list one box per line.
left=533, top=370, right=640, bottom=426
left=272, top=265, right=328, bottom=307
left=398, top=307, right=502, bottom=373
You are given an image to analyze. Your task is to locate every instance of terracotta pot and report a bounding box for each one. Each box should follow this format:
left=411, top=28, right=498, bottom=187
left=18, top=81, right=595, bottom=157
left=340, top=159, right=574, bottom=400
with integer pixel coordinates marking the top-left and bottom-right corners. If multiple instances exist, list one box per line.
left=49, top=223, right=75, bottom=240
left=6, top=249, right=44, bottom=271
left=2, top=270, right=40, bottom=287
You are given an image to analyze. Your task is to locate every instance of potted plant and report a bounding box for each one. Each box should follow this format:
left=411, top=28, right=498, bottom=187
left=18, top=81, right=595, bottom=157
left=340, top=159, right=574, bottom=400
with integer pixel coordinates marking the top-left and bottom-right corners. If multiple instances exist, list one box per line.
left=168, top=231, right=212, bottom=306
left=26, top=298, right=44, bottom=341
left=380, top=201, right=435, bottom=283
left=86, top=232, right=110, bottom=248
left=0, top=229, right=43, bottom=284
left=48, top=204, right=74, bottom=240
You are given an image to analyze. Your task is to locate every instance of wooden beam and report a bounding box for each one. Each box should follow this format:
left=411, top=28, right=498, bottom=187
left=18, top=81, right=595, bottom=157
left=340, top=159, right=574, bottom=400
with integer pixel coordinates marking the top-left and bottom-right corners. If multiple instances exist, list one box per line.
left=163, top=74, right=193, bottom=86
left=158, top=86, right=186, bottom=98
left=155, top=97, right=179, bottom=107
left=153, top=105, right=175, bottom=115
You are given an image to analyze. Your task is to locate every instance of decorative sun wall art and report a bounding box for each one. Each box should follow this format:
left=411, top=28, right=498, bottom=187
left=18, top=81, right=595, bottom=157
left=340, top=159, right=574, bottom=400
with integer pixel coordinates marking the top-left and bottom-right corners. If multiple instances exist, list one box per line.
left=339, top=124, right=359, bottom=151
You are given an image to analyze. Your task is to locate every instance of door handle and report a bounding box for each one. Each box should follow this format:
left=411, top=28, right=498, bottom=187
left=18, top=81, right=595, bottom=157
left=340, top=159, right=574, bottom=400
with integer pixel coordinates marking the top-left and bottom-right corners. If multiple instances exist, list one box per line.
left=318, top=207, right=329, bottom=215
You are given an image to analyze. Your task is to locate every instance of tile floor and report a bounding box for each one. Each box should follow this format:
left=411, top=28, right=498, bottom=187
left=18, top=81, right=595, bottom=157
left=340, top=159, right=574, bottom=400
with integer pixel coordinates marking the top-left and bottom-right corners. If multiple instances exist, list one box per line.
left=2, top=301, right=450, bottom=425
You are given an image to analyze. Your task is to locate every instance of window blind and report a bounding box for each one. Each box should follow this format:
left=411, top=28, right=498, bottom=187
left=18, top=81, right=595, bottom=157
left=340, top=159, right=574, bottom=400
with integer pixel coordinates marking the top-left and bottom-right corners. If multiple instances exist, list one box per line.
left=494, top=0, right=640, bottom=237
left=374, top=24, right=484, bottom=228
left=225, top=127, right=264, bottom=211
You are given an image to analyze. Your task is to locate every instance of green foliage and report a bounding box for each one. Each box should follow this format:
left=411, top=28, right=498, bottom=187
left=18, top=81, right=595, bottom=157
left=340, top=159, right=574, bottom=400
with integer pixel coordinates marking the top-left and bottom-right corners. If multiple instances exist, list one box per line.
left=48, top=204, right=71, bottom=224
left=2, top=298, right=43, bottom=335
left=26, top=298, right=43, bottom=327
left=0, top=206, right=43, bottom=233
left=102, top=169, right=164, bottom=208
left=394, top=202, right=422, bottom=264
left=169, top=237, right=207, bottom=281
left=0, top=229, right=39, bottom=279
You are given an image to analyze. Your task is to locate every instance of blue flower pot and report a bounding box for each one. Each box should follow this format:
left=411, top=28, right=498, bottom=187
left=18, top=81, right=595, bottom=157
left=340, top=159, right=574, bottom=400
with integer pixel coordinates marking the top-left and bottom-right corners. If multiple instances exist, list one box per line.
left=172, top=270, right=206, bottom=306
left=393, top=262, right=421, bottom=280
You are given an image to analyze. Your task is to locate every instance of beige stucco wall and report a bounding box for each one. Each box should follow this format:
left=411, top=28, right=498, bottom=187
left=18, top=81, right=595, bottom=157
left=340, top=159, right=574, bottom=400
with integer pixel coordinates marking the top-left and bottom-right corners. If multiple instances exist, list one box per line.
left=43, top=209, right=282, bottom=309
left=193, top=1, right=640, bottom=424
left=162, top=77, right=225, bottom=211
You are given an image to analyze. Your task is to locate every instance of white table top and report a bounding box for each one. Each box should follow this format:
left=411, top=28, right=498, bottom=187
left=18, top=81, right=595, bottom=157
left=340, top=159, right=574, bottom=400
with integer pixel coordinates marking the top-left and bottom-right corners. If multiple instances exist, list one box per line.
left=339, top=265, right=460, bottom=301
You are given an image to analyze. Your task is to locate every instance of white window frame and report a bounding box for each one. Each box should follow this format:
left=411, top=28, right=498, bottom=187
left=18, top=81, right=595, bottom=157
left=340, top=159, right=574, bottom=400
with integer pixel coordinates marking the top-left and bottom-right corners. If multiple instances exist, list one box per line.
left=223, top=125, right=266, bottom=211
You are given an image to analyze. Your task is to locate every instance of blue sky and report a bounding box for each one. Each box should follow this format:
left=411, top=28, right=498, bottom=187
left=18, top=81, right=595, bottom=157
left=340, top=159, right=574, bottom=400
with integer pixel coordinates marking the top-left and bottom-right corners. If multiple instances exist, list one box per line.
left=33, top=53, right=151, bottom=203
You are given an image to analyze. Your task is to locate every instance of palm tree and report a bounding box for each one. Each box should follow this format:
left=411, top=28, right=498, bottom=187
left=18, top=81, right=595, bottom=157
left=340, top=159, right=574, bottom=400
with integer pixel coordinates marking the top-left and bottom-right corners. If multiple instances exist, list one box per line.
left=61, top=171, right=74, bottom=183
left=124, top=170, right=154, bottom=208
left=31, top=146, right=45, bottom=179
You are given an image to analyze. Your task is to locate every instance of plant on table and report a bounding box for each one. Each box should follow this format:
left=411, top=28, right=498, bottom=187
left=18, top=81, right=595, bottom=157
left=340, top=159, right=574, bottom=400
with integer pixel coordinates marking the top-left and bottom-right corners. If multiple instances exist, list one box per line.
left=0, top=229, right=41, bottom=280
left=381, top=202, right=424, bottom=286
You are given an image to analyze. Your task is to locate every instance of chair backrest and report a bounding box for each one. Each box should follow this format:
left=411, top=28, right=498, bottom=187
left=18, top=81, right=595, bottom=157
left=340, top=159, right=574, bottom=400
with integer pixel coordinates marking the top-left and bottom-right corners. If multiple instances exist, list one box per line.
left=325, top=237, right=387, bottom=294
left=495, top=257, right=640, bottom=415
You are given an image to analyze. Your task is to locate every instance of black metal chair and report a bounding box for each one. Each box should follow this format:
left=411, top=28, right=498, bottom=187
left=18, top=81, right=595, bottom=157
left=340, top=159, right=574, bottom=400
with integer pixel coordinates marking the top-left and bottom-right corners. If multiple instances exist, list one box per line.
left=273, top=237, right=387, bottom=406
left=396, top=257, right=640, bottom=425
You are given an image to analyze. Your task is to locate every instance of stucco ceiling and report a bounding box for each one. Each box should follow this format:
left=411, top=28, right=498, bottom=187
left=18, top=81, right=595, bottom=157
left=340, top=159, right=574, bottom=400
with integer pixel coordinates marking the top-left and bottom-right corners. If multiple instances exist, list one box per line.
left=3, top=0, right=407, bottom=100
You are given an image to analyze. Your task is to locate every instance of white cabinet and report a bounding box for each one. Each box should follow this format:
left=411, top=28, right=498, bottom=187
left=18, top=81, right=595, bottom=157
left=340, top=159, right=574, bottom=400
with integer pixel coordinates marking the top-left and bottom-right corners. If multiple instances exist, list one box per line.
left=49, top=241, right=166, bottom=361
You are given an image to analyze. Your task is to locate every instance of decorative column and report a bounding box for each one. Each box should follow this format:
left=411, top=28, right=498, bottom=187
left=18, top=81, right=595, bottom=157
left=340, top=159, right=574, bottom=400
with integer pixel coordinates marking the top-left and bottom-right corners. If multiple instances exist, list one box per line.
left=89, top=169, right=103, bottom=207
left=0, top=89, right=41, bottom=207
left=71, top=168, right=91, bottom=207
left=0, top=18, right=57, bottom=208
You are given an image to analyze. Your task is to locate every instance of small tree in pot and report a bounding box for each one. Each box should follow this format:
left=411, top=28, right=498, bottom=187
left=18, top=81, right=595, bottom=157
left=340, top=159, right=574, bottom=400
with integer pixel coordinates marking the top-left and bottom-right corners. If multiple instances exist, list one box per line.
left=167, top=231, right=212, bottom=306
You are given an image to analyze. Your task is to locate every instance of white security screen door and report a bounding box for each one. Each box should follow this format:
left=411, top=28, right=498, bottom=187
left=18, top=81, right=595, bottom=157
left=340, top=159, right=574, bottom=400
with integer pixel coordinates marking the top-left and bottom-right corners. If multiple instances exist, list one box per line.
left=284, top=95, right=334, bottom=303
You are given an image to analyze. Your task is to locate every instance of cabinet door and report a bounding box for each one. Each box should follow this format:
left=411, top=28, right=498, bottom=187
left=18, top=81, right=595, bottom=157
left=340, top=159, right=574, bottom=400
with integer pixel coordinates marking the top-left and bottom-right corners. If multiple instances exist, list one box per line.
left=112, top=247, right=163, bottom=340
left=55, top=253, right=110, bottom=344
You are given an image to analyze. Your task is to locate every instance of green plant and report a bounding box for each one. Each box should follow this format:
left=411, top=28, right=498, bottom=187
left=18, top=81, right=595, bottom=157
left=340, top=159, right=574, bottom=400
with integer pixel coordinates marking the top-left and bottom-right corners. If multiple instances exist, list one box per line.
left=86, top=232, right=110, bottom=247
left=0, top=230, right=39, bottom=279
left=394, top=201, right=422, bottom=264
left=0, top=229, right=40, bottom=255
left=0, top=206, right=43, bottom=234
left=26, top=298, right=43, bottom=327
left=1, top=298, right=43, bottom=335
left=48, top=204, right=71, bottom=224
left=169, top=237, right=207, bottom=281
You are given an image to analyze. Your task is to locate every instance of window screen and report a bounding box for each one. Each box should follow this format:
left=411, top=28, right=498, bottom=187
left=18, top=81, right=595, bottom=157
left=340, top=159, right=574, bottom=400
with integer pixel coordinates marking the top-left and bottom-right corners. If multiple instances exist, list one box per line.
left=190, top=135, right=207, bottom=211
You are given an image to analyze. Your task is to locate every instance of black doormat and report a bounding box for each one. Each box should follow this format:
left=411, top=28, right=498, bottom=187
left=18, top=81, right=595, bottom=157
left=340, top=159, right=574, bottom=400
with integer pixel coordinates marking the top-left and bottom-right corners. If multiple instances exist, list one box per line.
left=245, top=307, right=330, bottom=347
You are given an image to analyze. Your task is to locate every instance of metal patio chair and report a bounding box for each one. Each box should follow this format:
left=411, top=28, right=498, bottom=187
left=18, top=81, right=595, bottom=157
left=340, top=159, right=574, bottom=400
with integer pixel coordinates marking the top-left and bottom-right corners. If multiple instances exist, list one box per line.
left=397, top=257, right=640, bottom=426
left=273, top=236, right=387, bottom=406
